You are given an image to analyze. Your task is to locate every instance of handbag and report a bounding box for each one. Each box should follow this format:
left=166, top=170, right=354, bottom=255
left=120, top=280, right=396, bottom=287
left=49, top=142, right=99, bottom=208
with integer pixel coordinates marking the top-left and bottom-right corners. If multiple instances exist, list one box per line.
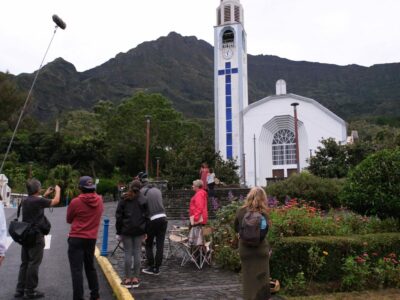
left=8, top=202, right=38, bottom=247
left=188, top=226, right=204, bottom=246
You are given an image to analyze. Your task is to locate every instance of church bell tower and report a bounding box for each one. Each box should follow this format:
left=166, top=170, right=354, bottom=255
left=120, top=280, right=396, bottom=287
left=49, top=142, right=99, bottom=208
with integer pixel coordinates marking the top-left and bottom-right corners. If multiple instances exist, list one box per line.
left=214, top=0, right=248, bottom=180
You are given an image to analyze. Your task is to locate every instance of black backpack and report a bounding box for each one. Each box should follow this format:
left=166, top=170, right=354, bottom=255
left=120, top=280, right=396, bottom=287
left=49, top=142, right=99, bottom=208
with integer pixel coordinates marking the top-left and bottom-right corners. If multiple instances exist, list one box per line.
left=239, top=210, right=267, bottom=247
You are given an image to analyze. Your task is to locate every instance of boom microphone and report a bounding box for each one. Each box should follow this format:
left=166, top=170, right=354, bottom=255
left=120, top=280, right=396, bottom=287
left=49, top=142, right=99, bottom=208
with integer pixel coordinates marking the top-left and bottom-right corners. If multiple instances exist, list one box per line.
left=52, top=14, right=66, bottom=30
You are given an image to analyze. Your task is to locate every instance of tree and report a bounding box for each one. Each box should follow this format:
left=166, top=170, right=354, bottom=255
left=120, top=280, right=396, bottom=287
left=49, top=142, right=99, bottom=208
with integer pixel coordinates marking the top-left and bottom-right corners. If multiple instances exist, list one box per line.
left=307, top=138, right=349, bottom=178
left=45, top=164, right=80, bottom=205
left=340, top=148, right=400, bottom=219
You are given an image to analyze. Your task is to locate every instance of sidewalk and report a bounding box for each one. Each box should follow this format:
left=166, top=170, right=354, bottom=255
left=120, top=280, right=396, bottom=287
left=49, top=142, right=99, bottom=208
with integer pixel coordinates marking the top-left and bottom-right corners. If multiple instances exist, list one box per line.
left=97, top=201, right=244, bottom=300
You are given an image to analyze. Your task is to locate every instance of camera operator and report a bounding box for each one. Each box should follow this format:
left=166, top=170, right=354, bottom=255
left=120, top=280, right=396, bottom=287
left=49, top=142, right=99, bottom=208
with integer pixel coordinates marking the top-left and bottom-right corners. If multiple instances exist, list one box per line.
left=15, top=179, right=60, bottom=299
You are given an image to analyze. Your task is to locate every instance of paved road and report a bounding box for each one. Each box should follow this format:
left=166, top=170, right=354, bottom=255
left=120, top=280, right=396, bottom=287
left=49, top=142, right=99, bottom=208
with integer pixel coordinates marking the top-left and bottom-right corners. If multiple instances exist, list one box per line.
left=101, top=202, right=245, bottom=300
left=0, top=207, right=115, bottom=300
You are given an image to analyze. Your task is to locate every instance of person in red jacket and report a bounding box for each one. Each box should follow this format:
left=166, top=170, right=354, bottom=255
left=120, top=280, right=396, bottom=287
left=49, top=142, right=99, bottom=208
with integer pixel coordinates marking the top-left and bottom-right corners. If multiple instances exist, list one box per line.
left=189, top=179, right=208, bottom=226
left=67, top=176, right=104, bottom=300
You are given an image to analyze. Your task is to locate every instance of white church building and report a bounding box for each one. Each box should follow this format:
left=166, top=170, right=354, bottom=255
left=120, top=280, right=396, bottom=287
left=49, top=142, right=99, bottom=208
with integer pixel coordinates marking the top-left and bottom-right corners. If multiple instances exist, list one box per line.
left=214, top=0, right=347, bottom=187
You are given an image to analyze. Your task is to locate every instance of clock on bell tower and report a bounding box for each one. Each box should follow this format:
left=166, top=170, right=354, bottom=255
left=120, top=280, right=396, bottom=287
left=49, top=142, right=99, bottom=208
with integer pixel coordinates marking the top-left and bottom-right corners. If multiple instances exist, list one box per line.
left=214, top=0, right=248, bottom=181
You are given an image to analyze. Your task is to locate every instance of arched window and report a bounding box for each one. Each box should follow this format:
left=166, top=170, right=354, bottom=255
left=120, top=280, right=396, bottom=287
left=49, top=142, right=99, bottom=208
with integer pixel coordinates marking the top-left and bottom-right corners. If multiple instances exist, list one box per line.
left=222, top=30, right=234, bottom=44
left=272, top=129, right=296, bottom=165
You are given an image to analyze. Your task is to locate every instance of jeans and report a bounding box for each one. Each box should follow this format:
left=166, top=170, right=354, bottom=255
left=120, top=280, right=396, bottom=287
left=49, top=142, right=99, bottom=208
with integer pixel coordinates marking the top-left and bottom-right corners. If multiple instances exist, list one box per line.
left=68, top=237, right=99, bottom=300
left=122, top=235, right=143, bottom=278
left=145, top=217, right=168, bottom=268
left=16, top=235, right=45, bottom=293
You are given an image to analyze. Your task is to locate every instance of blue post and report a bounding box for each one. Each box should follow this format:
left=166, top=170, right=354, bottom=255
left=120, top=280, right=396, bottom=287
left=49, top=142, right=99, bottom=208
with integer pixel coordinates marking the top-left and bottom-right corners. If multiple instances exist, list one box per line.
left=66, top=195, right=69, bottom=206
left=101, top=217, right=110, bottom=256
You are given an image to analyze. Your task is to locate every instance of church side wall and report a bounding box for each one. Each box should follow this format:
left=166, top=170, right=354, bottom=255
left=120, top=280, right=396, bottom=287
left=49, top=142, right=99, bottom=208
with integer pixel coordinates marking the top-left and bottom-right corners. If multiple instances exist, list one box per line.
left=243, top=97, right=347, bottom=187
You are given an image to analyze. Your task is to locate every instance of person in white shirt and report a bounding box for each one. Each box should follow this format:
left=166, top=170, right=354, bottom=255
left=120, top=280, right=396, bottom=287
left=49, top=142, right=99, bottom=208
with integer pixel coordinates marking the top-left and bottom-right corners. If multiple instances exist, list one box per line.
left=207, top=168, right=216, bottom=199
left=0, top=199, right=7, bottom=266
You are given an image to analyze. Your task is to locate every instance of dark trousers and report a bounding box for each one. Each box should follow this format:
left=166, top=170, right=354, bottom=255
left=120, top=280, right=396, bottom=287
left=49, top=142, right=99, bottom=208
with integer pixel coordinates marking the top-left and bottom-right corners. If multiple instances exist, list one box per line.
left=16, top=235, right=45, bottom=292
left=145, top=217, right=168, bottom=268
left=68, top=237, right=100, bottom=300
left=208, top=182, right=215, bottom=198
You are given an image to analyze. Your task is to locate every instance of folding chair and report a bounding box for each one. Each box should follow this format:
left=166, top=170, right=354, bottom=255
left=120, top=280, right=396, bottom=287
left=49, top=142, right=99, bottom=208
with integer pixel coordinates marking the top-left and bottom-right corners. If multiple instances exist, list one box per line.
left=180, top=242, right=203, bottom=269
left=165, top=225, right=189, bottom=260
left=180, top=226, right=214, bottom=269
left=165, top=232, right=188, bottom=259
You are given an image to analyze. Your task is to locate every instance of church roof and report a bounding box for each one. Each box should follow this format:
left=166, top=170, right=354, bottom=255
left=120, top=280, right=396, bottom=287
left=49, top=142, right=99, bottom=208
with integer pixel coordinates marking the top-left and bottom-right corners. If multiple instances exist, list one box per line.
left=243, top=93, right=346, bottom=126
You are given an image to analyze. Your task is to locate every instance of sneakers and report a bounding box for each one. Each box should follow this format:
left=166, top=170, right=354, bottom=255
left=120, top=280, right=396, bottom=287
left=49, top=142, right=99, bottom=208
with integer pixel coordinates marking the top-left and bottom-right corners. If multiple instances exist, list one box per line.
left=131, top=279, right=140, bottom=288
left=142, top=267, right=160, bottom=275
left=23, top=290, right=45, bottom=299
left=121, top=278, right=140, bottom=289
left=121, top=279, right=132, bottom=289
left=14, top=290, right=24, bottom=298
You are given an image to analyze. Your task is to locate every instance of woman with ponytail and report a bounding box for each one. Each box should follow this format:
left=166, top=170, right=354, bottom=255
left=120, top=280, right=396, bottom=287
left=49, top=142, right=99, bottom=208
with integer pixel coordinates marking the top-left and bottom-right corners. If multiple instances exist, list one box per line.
left=115, top=180, right=147, bottom=288
left=234, top=186, right=271, bottom=300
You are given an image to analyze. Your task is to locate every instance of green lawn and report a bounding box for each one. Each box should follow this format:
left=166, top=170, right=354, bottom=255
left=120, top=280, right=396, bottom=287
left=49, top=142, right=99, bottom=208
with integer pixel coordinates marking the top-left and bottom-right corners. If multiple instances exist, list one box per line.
left=287, top=288, right=400, bottom=299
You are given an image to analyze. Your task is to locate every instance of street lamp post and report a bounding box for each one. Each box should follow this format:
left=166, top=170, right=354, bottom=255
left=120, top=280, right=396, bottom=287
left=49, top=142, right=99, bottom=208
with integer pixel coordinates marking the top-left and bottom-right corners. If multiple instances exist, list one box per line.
left=28, top=161, right=33, bottom=179
left=156, top=157, right=160, bottom=179
left=145, top=115, right=151, bottom=175
left=291, top=103, right=300, bottom=173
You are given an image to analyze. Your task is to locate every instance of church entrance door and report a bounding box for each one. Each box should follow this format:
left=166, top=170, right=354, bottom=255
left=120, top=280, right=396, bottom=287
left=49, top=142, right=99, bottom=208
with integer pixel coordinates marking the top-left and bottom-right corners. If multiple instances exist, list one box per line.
left=287, top=169, right=297, bottom=177
left=272, top=169, right=284, bottom=178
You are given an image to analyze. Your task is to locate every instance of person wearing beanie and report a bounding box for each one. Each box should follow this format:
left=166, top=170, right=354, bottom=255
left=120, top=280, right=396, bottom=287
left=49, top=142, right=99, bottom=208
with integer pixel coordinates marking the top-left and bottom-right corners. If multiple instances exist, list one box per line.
left=67, top=176, right=103, bottom=300
left=137, top=172, right=168, bottom=276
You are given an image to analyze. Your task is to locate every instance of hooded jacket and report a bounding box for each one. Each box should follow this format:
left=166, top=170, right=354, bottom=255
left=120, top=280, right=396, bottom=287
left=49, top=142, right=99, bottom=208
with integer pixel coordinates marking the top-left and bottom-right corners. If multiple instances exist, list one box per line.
left=67, top=193, right=104, bottom=239
left=189, top=188, right=208, bottom=225
left=115, top=193, right=147, bottom=236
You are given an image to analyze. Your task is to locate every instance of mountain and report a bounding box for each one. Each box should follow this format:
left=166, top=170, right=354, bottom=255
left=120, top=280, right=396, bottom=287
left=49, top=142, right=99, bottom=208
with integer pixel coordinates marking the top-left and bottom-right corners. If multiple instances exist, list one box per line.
left=10, top=32, right=400, bottom=121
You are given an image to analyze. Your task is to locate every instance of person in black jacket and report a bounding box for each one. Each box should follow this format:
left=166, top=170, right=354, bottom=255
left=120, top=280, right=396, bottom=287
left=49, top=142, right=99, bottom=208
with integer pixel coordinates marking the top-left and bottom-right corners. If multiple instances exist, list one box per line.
left=115, top=180, right=147, bottom=288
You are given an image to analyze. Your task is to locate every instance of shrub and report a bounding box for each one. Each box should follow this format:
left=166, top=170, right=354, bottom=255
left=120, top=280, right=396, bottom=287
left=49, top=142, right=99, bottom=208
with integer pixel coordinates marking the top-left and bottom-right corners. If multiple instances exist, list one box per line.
left=341, top=252, right=400, bottom=291
left=270, top=233, right=400, bottom=283
left=96, top=178, right=118, bottom=197
left=211, top=200, right=242, bottom=271
left=266, top=173, right=344, bottom=209
left=211, top=197, right=400, bottom=272
left=340, top=148, right=400, bottom=219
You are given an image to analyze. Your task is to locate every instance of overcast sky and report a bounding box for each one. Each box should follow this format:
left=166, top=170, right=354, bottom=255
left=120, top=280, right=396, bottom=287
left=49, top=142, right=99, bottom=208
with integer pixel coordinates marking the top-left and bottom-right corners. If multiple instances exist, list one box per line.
left=1, top=0, right=399, bottom=75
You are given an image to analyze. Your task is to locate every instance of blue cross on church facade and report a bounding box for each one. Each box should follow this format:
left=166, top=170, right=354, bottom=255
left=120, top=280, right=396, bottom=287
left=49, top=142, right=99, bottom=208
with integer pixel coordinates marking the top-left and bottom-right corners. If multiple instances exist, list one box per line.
left=218, top=62, right=239, bottom=159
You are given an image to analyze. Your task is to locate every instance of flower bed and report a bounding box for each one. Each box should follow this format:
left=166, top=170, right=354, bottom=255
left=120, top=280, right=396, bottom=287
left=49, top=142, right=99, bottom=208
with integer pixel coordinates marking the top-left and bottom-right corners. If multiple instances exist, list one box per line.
left=211, top=198, right=400, bottom=295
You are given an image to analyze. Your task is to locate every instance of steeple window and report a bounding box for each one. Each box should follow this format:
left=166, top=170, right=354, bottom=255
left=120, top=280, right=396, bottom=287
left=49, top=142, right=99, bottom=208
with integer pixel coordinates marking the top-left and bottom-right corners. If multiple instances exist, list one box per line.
left=224, top=5, right=231, bottom=22
left=234, top=6, right=240, bottom=22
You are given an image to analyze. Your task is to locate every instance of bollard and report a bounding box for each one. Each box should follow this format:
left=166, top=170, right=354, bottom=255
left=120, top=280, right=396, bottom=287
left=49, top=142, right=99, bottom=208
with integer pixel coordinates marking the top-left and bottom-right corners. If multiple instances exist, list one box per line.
left=101, top=217, right=110, bottom=256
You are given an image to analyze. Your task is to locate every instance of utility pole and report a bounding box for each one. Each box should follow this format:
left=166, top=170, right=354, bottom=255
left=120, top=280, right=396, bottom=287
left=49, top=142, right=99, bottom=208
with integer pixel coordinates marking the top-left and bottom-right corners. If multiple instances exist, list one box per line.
left=145, top=115, right=151, bottom=175
left=291, top=103, right=300, bottom=173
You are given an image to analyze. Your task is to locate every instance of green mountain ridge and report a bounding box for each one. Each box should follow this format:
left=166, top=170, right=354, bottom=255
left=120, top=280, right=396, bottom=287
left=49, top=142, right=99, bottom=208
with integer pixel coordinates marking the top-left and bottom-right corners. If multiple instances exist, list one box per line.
left=8, top=31, right=400, bottom=121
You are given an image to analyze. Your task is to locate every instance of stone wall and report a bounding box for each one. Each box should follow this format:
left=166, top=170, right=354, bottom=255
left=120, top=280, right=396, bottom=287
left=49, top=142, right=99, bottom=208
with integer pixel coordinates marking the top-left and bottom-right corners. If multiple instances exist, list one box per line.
left=163, top=188, right=250, bottom=219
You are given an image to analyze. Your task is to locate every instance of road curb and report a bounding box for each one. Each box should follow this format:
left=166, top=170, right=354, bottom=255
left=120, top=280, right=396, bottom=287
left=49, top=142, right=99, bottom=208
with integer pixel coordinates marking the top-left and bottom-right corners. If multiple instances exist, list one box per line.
left=95, top=247, right=134, bottom=300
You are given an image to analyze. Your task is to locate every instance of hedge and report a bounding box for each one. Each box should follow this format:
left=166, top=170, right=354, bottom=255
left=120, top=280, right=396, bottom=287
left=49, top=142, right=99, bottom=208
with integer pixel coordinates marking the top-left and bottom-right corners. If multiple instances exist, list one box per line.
left=270, top=233, right=400, bottom=282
